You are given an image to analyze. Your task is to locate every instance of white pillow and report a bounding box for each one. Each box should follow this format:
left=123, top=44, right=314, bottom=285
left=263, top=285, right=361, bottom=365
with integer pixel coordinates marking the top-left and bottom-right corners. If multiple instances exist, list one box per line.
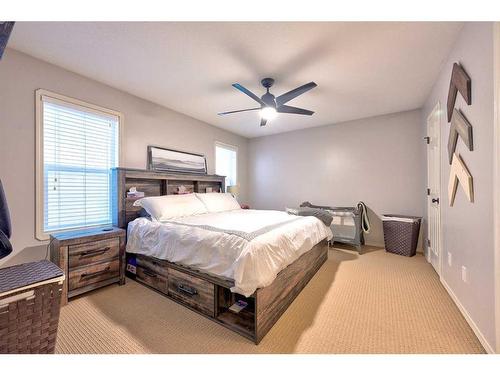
left=195, top=193, right=241, bottom=213
left=133, top=194, right=208, bottom=221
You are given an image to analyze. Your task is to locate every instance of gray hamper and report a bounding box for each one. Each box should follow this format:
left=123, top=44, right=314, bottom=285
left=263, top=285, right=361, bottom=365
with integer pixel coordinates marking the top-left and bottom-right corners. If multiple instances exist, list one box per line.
left=382, top=215, right=422, bottom=257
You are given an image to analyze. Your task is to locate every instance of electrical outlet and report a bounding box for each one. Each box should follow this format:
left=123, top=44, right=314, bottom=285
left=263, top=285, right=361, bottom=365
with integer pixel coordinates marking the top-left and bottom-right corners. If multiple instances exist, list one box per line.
left=448, top=252, right=452, bottom=267
left=461, top=266, right=468, bottom=283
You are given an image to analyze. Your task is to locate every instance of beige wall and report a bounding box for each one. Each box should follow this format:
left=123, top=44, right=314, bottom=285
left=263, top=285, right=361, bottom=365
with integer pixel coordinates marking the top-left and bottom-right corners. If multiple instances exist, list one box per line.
left=0, top=49, right=248, bottom=266
left=422, top=22, right=495, bottom=351
left=248, top=109, right=425, bottom=247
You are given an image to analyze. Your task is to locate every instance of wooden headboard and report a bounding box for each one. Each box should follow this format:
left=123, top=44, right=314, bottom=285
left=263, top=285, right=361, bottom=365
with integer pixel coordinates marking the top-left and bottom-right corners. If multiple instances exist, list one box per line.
left=112, top=168, right=225, bottom=229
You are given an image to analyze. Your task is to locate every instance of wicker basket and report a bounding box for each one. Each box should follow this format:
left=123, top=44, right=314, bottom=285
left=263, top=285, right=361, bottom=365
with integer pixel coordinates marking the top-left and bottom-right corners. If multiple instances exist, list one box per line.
left=382, top=215, right=422, bottom=257
left=0, top=260, right=64, bottom=354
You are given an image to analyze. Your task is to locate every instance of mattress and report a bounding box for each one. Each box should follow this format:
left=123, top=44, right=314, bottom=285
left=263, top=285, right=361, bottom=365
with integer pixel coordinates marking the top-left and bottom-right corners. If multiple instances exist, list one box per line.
left=126, top=209, right=332, bottom=296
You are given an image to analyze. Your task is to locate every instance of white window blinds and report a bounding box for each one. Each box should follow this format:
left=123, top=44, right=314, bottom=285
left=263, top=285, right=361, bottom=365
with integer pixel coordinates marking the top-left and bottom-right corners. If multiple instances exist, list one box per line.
left=39, top=94, right=120, bottom=235
left=215, top=143, right=237, bottom=190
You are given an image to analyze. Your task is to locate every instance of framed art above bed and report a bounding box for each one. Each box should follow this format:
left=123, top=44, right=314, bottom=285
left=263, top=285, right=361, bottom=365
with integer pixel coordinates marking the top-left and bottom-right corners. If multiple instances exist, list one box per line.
left=147, top=146, right=207, bottom=174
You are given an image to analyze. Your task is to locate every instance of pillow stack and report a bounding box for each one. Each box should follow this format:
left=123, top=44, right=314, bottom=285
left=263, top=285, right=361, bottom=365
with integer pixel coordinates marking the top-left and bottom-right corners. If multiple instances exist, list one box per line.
left=133, top=192, right=240, bottom=221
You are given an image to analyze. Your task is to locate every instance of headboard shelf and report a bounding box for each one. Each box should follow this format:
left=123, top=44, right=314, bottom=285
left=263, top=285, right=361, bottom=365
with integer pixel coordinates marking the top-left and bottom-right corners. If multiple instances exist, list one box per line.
left=113, top=167, right=226, bottom=182
left=112, top=168, right=225, bottom=228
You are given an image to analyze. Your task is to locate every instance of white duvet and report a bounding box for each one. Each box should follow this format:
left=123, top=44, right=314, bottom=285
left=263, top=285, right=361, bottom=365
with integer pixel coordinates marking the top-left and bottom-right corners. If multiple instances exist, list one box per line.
left=126, top=209, right=332, bottom=296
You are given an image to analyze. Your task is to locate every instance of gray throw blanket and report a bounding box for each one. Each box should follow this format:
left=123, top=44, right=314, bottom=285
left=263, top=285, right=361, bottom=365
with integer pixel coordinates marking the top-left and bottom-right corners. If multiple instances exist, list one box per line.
left=286, top=207, right=333, bottom=226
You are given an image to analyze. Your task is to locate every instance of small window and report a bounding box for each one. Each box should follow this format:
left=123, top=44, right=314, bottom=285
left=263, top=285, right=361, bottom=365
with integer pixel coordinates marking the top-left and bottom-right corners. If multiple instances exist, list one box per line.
left=215, top=142, right=237, bottom=191
left=36, top=90, right=122, bottom=240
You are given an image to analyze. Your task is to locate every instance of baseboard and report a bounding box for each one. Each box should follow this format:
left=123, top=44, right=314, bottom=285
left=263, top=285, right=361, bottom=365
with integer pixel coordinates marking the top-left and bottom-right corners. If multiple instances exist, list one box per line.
left=440, top=277, right=495, bottom=353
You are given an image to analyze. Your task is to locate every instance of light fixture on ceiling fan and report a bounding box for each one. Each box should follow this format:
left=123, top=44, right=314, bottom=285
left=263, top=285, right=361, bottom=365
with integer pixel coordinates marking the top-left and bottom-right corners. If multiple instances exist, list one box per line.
left=260, top=106, right=277, bottom=121
left=218, top=78, right=317, bottom=127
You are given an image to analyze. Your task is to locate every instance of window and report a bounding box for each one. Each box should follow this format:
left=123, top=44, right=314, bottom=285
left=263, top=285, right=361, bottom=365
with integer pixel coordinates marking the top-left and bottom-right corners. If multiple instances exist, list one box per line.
left=215, top=142, right=237, bottom=191
left=36, top=90, right=121, bottom=240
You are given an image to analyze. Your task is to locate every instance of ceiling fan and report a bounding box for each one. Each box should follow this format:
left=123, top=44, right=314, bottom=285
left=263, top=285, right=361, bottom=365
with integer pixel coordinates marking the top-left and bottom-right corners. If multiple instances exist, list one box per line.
left=218, top=78, right=317, bottom=127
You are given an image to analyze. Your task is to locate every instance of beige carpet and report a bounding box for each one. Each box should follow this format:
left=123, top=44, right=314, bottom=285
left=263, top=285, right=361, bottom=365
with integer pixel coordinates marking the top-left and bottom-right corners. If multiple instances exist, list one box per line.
left=55, top=247, right=485, bottom=354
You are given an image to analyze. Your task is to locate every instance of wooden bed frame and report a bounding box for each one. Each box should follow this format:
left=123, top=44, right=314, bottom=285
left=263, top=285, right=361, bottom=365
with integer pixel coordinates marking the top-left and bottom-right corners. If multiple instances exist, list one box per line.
left=112, top=167, right=328, bottom=344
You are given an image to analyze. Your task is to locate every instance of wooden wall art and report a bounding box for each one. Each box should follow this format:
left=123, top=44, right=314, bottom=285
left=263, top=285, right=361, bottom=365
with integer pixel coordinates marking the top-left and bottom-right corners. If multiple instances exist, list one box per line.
left=0, top=22, right=15, bottom=60
left=447, top=109, right=473, bottom=164
left=445, top=62, right=474, bottom=206
left=448, top=153, right=473, bottom=206
left=446, top=63, right=471, bottom=122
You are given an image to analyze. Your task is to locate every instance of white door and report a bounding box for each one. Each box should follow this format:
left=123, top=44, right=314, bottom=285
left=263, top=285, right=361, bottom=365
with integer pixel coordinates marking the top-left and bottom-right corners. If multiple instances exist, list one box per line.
left=426, top=103, right=442, bottom=275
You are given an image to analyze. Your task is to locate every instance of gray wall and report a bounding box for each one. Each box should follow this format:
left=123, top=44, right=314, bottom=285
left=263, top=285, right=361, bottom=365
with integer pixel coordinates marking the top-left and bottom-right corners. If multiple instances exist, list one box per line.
left=248, top=109, right=425, bottom=247
left=0, top=49, right=248, bottom=267
left=422, top=22, right=495, bottom=350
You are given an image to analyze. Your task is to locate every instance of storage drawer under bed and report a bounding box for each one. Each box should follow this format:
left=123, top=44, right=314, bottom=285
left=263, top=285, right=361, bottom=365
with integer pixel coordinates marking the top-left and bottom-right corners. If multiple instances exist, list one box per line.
left=136, top=264, right=168, bottom=294
left=168, top=268, right=215, bottom=317
left=136, top=255, right=169, bottom=278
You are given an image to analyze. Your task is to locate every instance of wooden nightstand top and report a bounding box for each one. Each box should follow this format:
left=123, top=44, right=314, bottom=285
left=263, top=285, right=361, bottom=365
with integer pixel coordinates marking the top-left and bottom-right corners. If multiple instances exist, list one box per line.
left=50, top=226, right=126, bottom=245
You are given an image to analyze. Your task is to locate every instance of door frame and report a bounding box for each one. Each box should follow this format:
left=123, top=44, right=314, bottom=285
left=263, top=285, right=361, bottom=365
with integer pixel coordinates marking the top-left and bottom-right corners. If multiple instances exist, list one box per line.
left=493, top=22, right=500, bottom=354
left=426, top=101, right=442, bottom=276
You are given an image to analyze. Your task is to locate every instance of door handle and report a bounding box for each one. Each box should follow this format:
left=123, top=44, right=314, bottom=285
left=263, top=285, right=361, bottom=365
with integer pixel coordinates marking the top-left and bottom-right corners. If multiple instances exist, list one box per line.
left=432, top=198, right=440, bottom=204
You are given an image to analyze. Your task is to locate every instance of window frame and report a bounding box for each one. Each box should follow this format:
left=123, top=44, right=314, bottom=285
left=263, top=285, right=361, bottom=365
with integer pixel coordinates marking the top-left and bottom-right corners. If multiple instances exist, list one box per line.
left=214, top=141, right=238, bottom=190
left=35, top=89, right=124, bottom=240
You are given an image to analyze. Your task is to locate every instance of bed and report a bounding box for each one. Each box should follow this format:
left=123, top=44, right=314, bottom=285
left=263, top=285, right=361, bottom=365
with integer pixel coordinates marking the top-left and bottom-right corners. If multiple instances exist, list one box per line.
left=112, top=168, right=331, bottom=343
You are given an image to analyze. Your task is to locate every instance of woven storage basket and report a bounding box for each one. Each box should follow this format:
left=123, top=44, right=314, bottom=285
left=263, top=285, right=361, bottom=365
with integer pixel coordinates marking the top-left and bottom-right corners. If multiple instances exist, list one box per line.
left=0, top=260, right=64, bottom=354
left=382, top=215, right=422, bottom=257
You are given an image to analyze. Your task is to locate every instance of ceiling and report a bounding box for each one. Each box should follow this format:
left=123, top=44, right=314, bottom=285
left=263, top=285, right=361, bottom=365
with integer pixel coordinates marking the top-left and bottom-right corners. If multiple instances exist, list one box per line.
left=9, top=22, right=463, bottom=138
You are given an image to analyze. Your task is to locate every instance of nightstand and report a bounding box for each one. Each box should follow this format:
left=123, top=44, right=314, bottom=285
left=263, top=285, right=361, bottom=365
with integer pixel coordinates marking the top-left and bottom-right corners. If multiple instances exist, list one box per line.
left=50, top=227, right=126, bottom=305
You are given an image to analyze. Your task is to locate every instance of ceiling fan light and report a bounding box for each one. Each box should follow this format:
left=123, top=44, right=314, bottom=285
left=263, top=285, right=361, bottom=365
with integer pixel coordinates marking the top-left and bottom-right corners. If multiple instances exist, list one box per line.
left=261, top=107, right=277, bottom=120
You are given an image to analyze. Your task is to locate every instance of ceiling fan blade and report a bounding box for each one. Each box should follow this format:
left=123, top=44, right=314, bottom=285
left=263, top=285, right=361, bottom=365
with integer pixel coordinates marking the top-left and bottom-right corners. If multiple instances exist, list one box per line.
left=232, top=83, right=266, bottom=106
left=277, top=105, right=314, bottom=116
left=0, top=22, right=15, bottom=60
left=276, top=82, right=317, bottom=105
left=218, top=107, right=261, bottom=116
left=260, top=118, right=267, bottom=127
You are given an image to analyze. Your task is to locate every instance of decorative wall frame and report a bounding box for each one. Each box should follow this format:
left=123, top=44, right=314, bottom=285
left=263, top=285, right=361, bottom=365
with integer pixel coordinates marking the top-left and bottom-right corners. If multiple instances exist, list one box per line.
left=147, top=146, right=207, bottom=174
left=447, top=109, right=473, bottom=164
left=0, top=22, right=15, bottom=60
left=446, top=63, right=471, bottom=122
left=445, top=62, right=474, bottom=206
left=448, top=153, right=473, bottom=206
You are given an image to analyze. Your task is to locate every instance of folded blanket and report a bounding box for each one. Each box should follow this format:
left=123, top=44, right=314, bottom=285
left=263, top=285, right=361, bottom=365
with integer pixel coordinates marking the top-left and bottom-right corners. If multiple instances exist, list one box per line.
left=286, top=207, right=333, bottom=226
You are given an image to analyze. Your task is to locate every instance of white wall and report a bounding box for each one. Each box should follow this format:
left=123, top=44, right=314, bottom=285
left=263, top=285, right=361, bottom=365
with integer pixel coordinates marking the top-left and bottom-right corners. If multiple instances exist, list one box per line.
left=422, top=22, right=496, bottom=352
left=248, top=110, right=425, bottom=247
left=0, top=49, right=248, bottom=267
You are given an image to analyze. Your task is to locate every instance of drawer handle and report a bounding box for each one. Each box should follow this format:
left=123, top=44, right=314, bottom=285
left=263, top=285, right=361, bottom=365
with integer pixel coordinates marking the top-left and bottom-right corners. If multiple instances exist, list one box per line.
left=177, top=283, right=198, bottom=296
left=81, top=267, right=111, bottom=279
left=79, top=247, right=110, bottom=258
left=143, top=269, right=157, bottom=278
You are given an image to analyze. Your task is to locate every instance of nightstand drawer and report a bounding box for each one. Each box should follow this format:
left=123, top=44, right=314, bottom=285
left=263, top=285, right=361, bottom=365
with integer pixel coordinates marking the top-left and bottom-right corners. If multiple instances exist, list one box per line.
left=68, top=259, right=120, bottom=291
left=68, top=238, right=119, bottom=268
